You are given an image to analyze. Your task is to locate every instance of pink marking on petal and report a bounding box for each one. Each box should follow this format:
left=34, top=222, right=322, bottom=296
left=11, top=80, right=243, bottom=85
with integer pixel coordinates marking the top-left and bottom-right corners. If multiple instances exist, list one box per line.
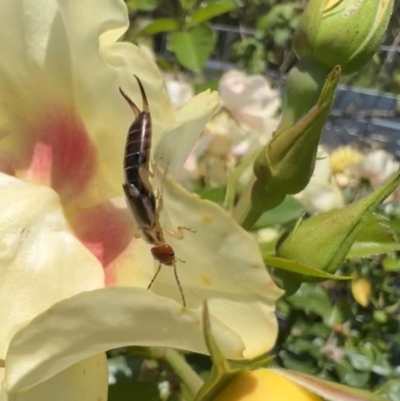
left=71, top=201, right=135, bottom=286
left=24, top=143, right=53, bottom=186
left=21, top=105, right=97, bottom=202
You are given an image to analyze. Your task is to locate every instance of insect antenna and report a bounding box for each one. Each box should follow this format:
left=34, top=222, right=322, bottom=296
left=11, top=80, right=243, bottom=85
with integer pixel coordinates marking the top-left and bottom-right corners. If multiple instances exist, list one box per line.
left=173, top=262, right=186, bottom=307
left=147, top=263, right=162, bottom=290
left=147, top=261, right=187, bottom=307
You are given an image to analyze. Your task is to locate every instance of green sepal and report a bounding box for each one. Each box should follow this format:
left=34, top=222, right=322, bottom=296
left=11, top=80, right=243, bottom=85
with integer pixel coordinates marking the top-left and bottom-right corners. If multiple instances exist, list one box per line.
left=194, top=303, right=241, bottom=401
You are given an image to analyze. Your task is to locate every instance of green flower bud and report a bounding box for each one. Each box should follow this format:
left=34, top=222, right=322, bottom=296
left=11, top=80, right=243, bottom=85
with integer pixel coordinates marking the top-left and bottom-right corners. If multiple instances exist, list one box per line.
left=293, top=0, right=394, bottom=74
left=276, top=170, right=400, bottom=276
left=253, top=66, right=340, bottom=198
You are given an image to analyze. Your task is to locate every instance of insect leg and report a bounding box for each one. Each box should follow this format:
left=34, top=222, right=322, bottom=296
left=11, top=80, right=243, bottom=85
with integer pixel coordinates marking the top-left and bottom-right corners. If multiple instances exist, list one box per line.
left=131, top=224, right=143, bottom=239
left=162, top=225, right=196, bottom=240
left=147, top=263, right=162, bottom=290
left=138, top=166, right=153, bottom=193
left=154, top=161, right=169, bottom=219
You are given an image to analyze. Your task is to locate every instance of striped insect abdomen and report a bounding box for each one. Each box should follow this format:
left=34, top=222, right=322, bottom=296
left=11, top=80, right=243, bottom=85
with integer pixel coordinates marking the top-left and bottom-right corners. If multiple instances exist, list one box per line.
left=124, top=110, right=152, bottom=192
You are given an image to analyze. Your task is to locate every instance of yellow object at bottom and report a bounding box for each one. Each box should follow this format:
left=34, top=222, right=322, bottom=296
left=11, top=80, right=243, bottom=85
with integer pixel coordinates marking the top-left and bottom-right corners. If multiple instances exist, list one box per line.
left=213, top=369, right=322, bottom=401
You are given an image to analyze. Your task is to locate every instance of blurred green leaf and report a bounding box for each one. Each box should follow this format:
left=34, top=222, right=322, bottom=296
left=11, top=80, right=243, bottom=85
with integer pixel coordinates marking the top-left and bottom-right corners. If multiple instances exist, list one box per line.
left=253, top=196, right=303, bottom=229
left=375, top=380, right=400, bottom=401
left=347, top=350, right=373, bottom=372
left=126, top=0, right=158, bottom=11
left=168, top=24, right=216, bottom=72
left=288, top=338, right=320, bottom=356
left=194, top=79, right=219, bottom=94
left=232, top=38, right=266, bottom=74
left=188, top=1, right=236, bottom=27
left=314, top=323, right=332, bottom=339
left=140, top=18, right=180, bottom=35
left=273, top=28, right=291, bottom=47
left=179, top=0, right=197, bottom=10
left=287, top=284, right=333, bottom=320
left=196, top=186, right=226, bottom=204
left=372, top=351, right=392, bottom=376
left=382, top=255, right=400, bottom=272
left=279, top=350, right=317, bottom=373
left=109, top=382, right=160, bottom=401
left=324, top=303, right=344, bottom=328
left=335, top=360, right=371, bottom=388
left=256, top=3, right=297, bottom=31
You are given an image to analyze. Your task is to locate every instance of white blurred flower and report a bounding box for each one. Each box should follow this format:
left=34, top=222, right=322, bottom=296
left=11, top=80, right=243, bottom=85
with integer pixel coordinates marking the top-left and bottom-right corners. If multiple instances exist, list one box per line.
left=163, top=73, right=195, bottom=108
left=256, top=228, right=280, bottom=243
left=355, top=149, right=400, bottom=188
left=182, top=112, right=242, bottom=187
left=219, top=70, right=280, bottom=138
left=295, top=147, right=345, bottom=213
left=329, top=145, right=363, bottom=188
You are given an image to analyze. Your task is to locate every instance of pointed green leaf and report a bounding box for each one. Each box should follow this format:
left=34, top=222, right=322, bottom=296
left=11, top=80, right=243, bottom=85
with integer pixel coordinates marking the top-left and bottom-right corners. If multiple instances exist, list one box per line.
left=277, top=170, right=400, bottom=273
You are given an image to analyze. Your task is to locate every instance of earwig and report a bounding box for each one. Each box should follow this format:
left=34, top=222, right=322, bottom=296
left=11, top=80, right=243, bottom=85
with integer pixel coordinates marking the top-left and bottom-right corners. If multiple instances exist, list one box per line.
left=120, top=75, right=186, bottom=306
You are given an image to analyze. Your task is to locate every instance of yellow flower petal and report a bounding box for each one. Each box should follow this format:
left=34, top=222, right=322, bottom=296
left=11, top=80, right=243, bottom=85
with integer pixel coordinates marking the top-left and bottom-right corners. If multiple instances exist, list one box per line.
left=1, top=354, right=107, bottom=401
left=155, top=90, right=220, bottom=178
left=0, top=174, right=103, bottom=359
left=0, top=0, right=175, bottom=206
left=5, top=288, right=244, bottom=392
left=146, top=177, right=283, bottom=358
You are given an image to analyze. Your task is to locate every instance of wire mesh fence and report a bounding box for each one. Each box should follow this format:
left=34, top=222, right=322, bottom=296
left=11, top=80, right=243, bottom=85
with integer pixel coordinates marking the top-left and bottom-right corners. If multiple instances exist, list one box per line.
left=156, top=24, right=400, bottom=156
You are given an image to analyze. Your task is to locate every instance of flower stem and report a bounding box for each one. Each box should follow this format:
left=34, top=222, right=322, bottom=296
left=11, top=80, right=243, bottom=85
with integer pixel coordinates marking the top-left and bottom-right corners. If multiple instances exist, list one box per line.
left=163, top=349, right=204, bottom=397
